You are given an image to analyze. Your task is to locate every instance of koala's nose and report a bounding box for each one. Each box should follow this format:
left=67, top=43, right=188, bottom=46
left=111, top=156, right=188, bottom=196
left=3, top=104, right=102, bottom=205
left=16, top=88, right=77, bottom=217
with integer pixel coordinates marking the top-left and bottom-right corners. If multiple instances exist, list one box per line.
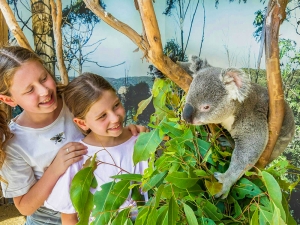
left=182, top=103, right=194, bottom=123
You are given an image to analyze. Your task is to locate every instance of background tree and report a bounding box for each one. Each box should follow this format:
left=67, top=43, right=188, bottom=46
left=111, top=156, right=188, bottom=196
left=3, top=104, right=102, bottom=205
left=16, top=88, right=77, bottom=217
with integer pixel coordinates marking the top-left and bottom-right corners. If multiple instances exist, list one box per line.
left=163, top=0, right=201, bottom=60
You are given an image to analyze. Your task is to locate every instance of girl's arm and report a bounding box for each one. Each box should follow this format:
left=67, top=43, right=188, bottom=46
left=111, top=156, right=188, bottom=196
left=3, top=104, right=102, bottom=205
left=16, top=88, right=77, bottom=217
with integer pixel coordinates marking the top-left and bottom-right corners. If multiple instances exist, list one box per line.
left=13, top=142, right=87, bottom=215
left=61, top=213, right=78, bottom=225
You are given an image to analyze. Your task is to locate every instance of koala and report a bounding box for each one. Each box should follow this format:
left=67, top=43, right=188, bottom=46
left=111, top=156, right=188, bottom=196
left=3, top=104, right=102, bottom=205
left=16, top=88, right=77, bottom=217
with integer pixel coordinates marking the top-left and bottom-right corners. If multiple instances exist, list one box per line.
left=179, top=56, right=295, bottom=199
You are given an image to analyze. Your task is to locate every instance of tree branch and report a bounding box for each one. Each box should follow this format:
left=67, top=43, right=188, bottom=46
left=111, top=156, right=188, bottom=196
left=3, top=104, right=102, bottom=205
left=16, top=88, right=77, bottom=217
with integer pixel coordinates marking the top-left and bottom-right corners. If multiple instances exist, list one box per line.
left=83, top=0, right=192, bottom=92
left=0, top=0, right=32, bottom=51
left=83, top=0, right=149, bottom=54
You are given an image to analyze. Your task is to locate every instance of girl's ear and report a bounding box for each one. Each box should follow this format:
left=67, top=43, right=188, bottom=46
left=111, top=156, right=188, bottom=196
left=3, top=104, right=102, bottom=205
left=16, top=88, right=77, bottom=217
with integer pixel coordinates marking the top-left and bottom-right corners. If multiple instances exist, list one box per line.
left=73, top=118, right=89, bottom=131
left=0, top=95, right=18, bottom=107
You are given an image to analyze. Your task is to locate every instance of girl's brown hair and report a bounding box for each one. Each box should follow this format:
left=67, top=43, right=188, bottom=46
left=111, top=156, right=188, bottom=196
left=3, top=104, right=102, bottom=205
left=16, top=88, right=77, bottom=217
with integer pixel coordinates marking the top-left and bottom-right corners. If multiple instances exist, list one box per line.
left=63, top=72, right=116, bottom=135
left=0, top=46, right=57, bottom=168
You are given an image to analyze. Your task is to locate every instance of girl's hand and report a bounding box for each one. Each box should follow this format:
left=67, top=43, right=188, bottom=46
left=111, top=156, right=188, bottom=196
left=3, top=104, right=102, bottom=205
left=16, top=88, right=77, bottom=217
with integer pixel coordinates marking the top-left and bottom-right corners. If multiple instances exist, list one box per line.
left=127, top=124, right=149, bottom=136
left=49, top=142, right=88, bottom=177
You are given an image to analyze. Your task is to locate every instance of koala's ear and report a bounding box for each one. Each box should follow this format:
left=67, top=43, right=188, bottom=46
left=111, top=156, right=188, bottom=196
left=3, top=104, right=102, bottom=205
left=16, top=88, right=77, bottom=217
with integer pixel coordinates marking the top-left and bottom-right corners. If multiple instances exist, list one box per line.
left=221, top=68, right=251, bottom=102
left=177, top=55, right=211, bottom=77
left=176, top=61, right=194, bottom=75
left=189, top=55, right=210, bottom=74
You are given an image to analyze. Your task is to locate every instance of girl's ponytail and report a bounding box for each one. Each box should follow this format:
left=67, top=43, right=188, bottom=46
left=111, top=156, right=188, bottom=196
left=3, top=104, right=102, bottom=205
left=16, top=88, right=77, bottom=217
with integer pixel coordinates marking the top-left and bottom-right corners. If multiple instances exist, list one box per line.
left=0, top=109, right=12, bottom=169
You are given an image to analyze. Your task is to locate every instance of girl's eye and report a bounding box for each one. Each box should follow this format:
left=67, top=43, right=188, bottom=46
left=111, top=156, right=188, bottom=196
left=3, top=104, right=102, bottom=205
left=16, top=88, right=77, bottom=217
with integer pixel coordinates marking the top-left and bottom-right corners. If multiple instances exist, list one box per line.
left=99, top=114, right=106, bottom=119
left=41, top=75, right=47, bottom=82
left=26, top=87, right=34, bottom=94
left=114, top=102, right=120, bottom=108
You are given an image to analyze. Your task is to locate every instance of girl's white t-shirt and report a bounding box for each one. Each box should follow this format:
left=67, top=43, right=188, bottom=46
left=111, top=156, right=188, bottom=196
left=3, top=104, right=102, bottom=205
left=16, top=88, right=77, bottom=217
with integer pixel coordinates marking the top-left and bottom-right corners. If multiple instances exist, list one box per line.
left=0, top=103, right=83, bottom=198
left=44, top=135, right=148, bottom=214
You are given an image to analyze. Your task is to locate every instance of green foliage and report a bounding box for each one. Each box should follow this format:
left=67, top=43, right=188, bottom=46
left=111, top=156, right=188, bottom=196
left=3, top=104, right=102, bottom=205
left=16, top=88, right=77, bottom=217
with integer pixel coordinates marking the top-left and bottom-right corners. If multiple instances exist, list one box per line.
left=70, top=77, right=299, bottom=224
left=62, top=0, right=105, bottom=25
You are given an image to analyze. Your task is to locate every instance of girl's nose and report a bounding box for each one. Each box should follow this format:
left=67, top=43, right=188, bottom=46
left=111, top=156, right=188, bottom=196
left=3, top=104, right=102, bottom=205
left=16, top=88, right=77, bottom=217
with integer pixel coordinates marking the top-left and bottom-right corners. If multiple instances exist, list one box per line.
left=109, top=112, right=120, bottom=122
left=39, top=85, right=49, bottom=96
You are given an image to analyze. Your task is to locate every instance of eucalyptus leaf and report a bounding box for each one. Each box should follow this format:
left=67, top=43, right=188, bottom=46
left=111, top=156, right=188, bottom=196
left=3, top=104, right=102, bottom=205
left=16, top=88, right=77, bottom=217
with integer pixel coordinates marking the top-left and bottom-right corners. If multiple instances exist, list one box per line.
left=134, top=95, right=153, bottom=121
left=168, top=196, right=179, bottom=225
left=142, top=171, right=167, bottom=192
left=92, top=180, right=131, bottom=224
left=183, top=203, right=198, bottom=225
left=250, top=208, right=259, bottom=225
left=156, top=206, right=168, bottom=225
left=111, top=208, right=131, bottom=225
left=231, top=178, right=264, bottom=200
left=197, top=198, right=223, bottom=221
left=165, top=171, right=199, bottom=189
left=133, top=129, right=163, bottom=165
left=259, top=208, right=273, bottom=225
left=111, top=173, right=143, bottom=182
left=261, top=171, right=286, bottom=221
left=70, top=164, right=97, bottom=225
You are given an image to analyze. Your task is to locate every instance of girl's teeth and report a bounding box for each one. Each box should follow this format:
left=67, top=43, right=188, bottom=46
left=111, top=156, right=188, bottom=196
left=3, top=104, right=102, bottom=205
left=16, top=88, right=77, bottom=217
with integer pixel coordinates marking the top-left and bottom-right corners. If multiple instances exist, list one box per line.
left=42, top=97, right=50, bottom=103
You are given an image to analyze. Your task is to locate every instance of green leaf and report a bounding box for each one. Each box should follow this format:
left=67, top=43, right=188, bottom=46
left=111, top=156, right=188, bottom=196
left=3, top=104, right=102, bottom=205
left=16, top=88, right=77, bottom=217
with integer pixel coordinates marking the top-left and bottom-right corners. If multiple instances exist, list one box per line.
left=92, top=180, right=131, bottom=224
left=111, top=208, right=131, bottom=225
left=165, top=171, right=199, bottom=189
left=111, top=174, right=143, bottom=182
left=70, top=164, right=97, bottom=225
left=270, top=203, right=287, bottom=225
left=168, top=196, right=179, bottom=225
left=135, top=205, right=151, bottom=225
left=282, top=193, right=297, bottom=225
left=161, top=121, right=184, bottom=137
left=156, top=206, right=168, bottom=225
left=197, top=217, right=216, bottom=225
left=197, top=198, right=223, bottom=221
left=231, top=178, right=264, bottom=200
left=204, top=180, right=223, bottom=196
left=183, top=203, right=198, bottom=225
left=250, top=208, right=259, bottom=225
left=155, top=155, right=175, bottom=171
left=194, top=169, right=209, bottom=177
left=142, top=171, right=167, bottom=192
left=133, top=129, right=163, bottom=165
left=134, top=95, right=153, bottom=121
left=261, top=171, right=286, bottom=221
left=259, top=208, right=273, bottom=225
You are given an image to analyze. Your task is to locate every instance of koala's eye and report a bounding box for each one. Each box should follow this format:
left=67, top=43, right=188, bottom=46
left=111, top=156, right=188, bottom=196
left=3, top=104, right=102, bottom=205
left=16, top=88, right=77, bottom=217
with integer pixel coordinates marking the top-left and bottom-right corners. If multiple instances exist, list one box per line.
left=200, top=105, right=210, bottom=112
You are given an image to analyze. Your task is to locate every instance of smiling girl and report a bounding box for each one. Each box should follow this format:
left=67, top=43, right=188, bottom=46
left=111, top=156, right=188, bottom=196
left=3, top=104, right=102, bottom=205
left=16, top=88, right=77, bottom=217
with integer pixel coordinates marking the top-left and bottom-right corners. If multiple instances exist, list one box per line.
left=45, top=72, right=148, bottom=224
left=0, top=46, right=146, bottom=225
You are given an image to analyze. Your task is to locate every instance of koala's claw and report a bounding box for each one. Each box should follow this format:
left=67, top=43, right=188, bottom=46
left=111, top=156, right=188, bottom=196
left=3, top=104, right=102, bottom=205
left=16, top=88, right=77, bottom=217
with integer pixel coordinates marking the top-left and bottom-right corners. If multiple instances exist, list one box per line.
left=214, top=172, right=230, bottom=199
left=214, top=172, right=225, bottom=182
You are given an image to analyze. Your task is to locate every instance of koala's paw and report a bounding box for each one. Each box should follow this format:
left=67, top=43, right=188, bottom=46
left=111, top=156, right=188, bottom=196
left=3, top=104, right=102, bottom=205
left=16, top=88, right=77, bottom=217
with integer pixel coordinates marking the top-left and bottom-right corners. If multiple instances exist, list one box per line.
left=214, top=172, right=231, bottom=199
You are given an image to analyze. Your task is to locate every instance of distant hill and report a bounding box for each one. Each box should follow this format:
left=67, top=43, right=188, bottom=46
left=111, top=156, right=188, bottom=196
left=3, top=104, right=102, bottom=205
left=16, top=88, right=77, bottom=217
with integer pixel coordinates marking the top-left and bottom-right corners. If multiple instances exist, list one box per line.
left=104, top=76, right=154, bottom=91
left=68, top=75, right=154, bottom=91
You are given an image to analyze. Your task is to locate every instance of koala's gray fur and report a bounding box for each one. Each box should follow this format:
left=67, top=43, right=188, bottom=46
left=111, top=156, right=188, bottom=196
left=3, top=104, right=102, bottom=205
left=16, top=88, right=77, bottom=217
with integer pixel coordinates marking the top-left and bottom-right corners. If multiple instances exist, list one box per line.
left=179, top=56, right=295, bottom=199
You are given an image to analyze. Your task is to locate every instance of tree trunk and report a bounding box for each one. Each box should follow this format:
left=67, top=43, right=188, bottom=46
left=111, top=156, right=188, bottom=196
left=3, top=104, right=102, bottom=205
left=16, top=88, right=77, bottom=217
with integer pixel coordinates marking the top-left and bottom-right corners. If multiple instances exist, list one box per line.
left=49, top=0, right=69, bottom=84
left=31, top=0, right=55, bottom=75
left=256, top=0, right=288, bottom=168
left=0, top=10, right=11, bottom=121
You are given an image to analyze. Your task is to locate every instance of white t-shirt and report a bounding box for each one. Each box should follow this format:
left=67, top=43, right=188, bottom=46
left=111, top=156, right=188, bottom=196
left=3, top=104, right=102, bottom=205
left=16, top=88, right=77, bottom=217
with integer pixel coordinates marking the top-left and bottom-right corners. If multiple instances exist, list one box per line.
left=44, top=135, right=148, bottom=214
left=0, top=103, right=83, bottom=198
